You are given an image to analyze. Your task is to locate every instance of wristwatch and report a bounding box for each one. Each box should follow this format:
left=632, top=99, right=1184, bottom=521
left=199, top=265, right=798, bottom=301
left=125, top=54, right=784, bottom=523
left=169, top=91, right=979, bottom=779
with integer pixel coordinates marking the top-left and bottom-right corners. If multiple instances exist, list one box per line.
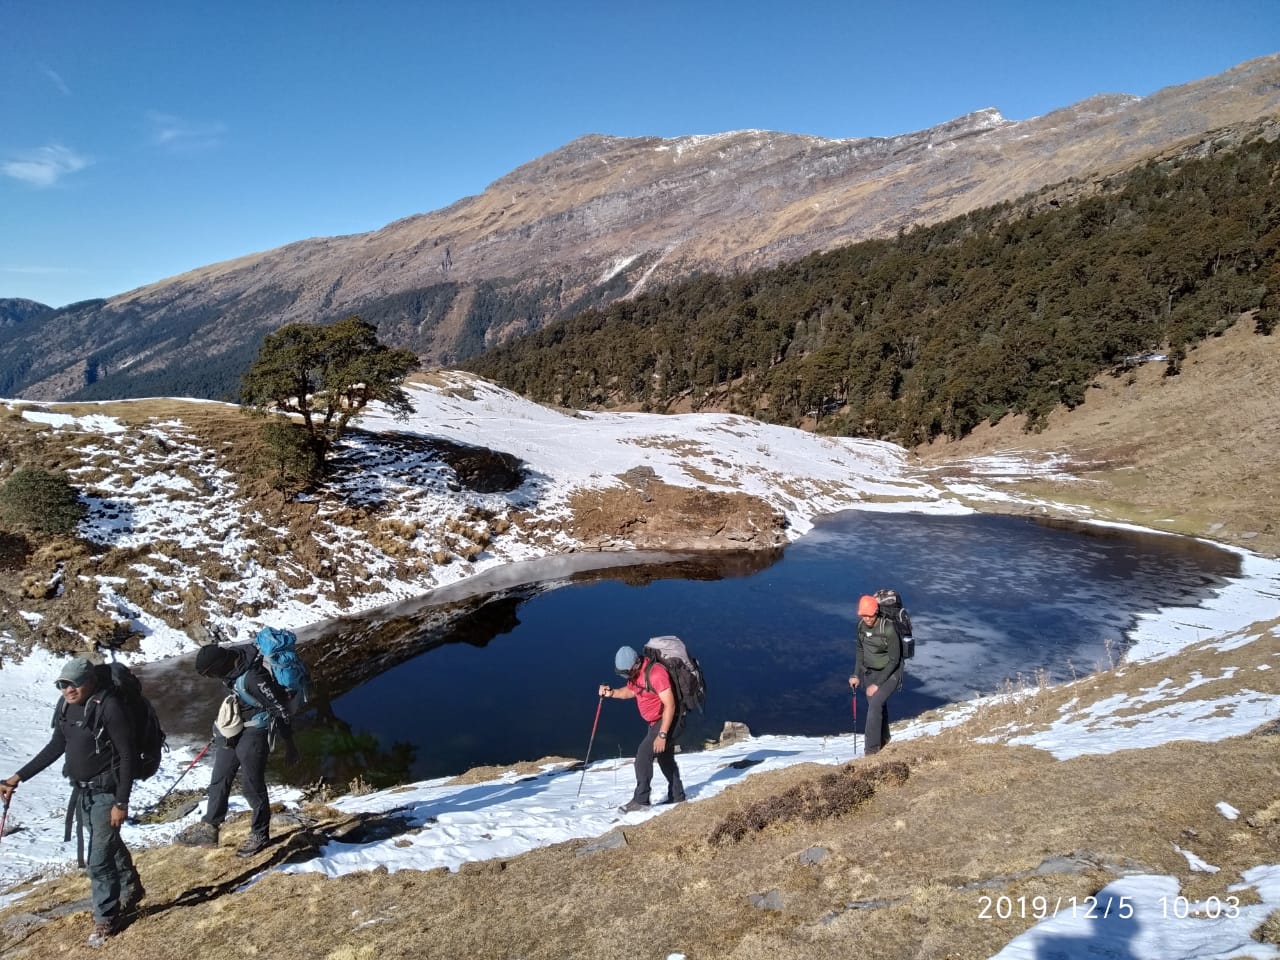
left=656, top=731, right=668, bottom=739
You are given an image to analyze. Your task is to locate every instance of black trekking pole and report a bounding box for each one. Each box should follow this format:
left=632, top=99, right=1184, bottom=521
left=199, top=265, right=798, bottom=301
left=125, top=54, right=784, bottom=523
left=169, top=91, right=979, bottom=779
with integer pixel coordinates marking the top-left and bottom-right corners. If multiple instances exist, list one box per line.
left=852, top=693, right=859, bottom=759
left=576, top=695, right=605, bottom=798
left=136, top=738, right=212, bottom=820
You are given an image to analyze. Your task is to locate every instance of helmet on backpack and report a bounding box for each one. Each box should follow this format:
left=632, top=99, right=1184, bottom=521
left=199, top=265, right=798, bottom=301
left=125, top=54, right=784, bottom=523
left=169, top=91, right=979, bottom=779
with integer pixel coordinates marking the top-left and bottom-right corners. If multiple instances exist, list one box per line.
left=857, top=595, right=879, bottom=618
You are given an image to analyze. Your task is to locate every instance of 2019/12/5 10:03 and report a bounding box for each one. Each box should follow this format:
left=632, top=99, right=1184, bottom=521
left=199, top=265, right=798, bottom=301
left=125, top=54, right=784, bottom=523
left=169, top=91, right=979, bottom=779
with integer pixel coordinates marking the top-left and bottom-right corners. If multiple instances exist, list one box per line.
left=976, top=895, right=1242, bottom=920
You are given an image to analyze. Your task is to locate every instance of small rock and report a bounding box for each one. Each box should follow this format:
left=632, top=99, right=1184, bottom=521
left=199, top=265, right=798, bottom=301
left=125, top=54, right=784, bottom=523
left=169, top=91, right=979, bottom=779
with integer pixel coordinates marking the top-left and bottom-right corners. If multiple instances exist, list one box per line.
left=800, top=846, right=829, bottom=866
left=579, top=829, right=628, bottom=856
left=718, top=721, right=751, bottom=746
left=749, top=889, right=784, bottom=911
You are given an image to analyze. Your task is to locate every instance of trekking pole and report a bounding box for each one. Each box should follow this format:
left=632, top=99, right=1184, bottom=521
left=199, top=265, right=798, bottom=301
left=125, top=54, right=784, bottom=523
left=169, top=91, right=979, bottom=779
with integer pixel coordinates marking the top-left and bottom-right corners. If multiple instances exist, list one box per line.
left=576, top=695, right=605, bottom=798
left=0, top=795, right=10, bottom=849
left=852, top=694, right=859, bottom=758
left=140, top=739, right=212, bottom=818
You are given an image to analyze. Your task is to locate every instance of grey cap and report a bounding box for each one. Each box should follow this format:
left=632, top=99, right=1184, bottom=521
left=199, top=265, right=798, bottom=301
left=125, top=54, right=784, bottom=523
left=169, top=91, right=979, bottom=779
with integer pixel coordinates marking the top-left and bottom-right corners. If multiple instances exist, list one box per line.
left=56, top=657, right=95, bottom=687
left=614, top=645, right=639, bottom=673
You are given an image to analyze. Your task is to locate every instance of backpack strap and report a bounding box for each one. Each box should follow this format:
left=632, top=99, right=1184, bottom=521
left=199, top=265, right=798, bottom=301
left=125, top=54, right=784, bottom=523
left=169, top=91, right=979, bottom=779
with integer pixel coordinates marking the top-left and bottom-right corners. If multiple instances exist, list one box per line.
left=643, top=659, right=655, bottom=694
left=232, top=670, right=273, bottom=728
left=84, top=689, right=110, bottom=753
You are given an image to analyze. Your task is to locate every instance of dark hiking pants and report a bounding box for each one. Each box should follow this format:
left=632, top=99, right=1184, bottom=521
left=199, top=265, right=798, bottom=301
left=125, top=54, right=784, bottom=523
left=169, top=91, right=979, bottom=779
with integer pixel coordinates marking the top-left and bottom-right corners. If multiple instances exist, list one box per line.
left=632, top=722, right=685, bottom=805
left=82, top=787, right=136, bottom=923
left=203, top=725, right=271, bottom=835
left=864, top=669, right=902, bottom=755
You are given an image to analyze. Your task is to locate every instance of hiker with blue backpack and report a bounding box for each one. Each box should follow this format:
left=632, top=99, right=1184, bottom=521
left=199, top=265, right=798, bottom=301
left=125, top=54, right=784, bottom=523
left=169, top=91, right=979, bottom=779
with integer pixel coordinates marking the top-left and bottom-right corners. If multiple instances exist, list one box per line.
left=0, top=657, right=147, bottom=948
left=176, top=627, right=307, bottom=857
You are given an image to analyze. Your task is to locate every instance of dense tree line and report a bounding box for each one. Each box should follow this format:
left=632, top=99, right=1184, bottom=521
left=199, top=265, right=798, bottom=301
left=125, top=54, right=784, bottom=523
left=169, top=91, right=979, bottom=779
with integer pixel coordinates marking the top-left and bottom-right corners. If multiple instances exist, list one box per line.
left=467, top=135, right=1280, bottom=444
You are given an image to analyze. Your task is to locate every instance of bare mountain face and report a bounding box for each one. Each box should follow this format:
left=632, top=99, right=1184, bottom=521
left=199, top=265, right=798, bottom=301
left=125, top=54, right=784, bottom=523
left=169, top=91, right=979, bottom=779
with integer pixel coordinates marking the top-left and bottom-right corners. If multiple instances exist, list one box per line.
left=4, top=54, right=1280, bottom=402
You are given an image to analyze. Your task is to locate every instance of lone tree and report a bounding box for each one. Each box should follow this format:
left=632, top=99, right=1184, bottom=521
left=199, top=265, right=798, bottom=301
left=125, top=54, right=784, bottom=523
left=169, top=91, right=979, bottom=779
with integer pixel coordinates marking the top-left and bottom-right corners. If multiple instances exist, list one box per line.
left=240, top=316, right=419, bottom=478
left=0, top=467, right=88, bottom=535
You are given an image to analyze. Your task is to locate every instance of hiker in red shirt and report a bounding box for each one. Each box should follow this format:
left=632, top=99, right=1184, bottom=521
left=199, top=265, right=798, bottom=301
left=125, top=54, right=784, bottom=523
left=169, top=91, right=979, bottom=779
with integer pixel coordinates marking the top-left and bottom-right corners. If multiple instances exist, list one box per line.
left=599, top=645, right=686, bottom=813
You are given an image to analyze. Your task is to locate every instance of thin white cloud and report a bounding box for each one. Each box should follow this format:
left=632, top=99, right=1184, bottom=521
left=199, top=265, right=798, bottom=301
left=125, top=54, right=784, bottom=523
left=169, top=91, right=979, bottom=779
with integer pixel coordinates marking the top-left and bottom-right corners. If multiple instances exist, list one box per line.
left=0, top=265, right=77, bottom=275
left=38, top=63, right=71, bottom=96
left=0, top=145, right=91, bottom=187
left=146, top=110, right=227, bottom=152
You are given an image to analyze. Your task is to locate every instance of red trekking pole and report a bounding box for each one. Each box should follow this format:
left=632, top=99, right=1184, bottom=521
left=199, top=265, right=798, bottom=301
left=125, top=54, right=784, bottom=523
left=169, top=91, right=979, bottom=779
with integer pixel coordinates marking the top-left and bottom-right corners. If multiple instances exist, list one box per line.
left=138, top=738, right=212, bottom=820
left=577, top=695, right=605, bottom=797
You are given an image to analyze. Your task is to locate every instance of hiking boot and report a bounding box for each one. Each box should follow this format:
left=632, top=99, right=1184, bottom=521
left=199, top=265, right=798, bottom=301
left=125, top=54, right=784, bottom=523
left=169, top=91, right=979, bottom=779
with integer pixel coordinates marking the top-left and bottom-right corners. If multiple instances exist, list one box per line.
left=662, top=792, right=686, bottom=805
left=235, top=831, right=270, bottom=858
left=87, top=918, right=115, bottom=948
left=175, top=821, right=219, bottom=847
left=618, top=800, right=650, bottom=813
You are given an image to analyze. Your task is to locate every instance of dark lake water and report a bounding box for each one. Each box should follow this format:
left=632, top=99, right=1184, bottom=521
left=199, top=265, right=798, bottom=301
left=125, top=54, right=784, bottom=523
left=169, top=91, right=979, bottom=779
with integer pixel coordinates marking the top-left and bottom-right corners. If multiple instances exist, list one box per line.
left=149, top=511, right=1242, bottom=789
left=303, top=512, right=1242, bottom=785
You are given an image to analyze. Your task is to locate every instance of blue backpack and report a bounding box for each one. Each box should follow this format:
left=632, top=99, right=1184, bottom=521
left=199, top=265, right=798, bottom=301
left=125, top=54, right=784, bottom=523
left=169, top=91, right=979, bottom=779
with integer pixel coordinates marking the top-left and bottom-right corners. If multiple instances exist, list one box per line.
left=253, top=626, right=311, bottom=712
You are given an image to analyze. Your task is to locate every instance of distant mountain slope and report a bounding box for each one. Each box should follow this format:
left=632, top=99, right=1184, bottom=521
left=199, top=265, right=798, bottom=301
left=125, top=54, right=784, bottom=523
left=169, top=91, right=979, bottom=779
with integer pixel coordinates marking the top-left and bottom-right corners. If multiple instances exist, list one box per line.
left=3, top=54, right=1279, bottom=402
left=0, top=298, right=53, bottom=328
left=467, top=131, right=1280, bottom=446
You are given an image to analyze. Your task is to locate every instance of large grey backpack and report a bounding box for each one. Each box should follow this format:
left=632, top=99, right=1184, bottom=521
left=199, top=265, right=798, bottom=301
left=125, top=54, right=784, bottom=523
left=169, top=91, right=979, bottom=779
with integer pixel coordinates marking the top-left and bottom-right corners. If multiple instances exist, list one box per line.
left=641, top=635, right=707, bottom=736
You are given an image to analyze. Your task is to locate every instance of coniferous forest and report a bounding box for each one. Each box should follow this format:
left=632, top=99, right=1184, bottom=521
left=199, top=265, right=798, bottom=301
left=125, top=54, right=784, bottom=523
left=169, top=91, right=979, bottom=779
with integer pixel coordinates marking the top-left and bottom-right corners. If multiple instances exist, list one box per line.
left=466, top=134, right=1280, bottom=444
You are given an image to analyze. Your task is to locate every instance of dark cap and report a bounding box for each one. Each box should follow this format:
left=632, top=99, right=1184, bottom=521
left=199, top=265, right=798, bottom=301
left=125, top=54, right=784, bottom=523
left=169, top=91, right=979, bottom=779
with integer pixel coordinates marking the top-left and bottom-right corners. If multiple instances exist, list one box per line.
left=195, top=644, right=238, bottom=678
left=56, top=657, right=95, bottom=688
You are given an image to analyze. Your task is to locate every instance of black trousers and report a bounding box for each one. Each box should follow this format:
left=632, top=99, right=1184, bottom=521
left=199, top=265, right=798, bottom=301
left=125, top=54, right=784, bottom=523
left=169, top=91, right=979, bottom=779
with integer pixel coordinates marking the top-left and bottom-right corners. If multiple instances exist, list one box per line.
left=202, top=725, right=271, bottom=835
left=631, top=722, right=685, bottom=805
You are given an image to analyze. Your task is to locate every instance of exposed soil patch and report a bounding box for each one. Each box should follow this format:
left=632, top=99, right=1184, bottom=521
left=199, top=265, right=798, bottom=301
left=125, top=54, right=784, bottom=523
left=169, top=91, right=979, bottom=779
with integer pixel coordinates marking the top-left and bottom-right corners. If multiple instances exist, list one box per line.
left=566, top=478, right=788, bottom=551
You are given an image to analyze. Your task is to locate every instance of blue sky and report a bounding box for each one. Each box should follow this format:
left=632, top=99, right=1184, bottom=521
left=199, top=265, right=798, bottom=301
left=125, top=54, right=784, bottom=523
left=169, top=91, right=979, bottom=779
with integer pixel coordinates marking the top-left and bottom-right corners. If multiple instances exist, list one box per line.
left=2, top=1, right=1277, bottom=308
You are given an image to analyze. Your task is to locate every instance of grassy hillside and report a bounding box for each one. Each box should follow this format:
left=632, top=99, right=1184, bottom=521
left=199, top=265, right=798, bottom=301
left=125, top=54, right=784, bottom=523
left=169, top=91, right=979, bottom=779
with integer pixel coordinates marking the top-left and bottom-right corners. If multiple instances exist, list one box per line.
left=917, top=312, right=1280, bottom=558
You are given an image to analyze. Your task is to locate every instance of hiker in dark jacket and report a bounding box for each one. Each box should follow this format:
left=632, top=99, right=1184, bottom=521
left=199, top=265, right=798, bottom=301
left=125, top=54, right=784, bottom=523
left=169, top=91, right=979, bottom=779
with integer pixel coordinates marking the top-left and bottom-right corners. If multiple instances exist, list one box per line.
left=598, top=645, right=686, bottom=813
left=0, top=657, right=144, bottom=948
left=849, top=594, right=904, bottom=755
left=175, top=643, right=299, bottom=857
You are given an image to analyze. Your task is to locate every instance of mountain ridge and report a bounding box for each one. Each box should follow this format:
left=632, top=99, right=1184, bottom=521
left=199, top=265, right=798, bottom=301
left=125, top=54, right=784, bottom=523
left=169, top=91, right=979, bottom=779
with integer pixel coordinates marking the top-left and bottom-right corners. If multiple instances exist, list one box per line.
left=3, top=53, right=1279, bottom=402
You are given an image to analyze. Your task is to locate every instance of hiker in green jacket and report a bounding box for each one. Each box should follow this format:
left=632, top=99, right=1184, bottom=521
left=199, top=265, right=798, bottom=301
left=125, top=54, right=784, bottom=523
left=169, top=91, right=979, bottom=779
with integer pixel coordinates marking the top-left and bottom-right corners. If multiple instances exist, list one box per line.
left=848, top=594, right=903, bottom=754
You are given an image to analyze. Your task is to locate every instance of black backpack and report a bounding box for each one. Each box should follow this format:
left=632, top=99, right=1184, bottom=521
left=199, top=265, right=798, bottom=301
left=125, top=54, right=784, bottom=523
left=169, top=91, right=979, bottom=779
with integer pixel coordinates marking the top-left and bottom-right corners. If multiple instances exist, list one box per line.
left=56, top=661, right=168, bottom=780
left=874, top=588, right=915, bottom=659
left=641, top=635, right=707, bottom=738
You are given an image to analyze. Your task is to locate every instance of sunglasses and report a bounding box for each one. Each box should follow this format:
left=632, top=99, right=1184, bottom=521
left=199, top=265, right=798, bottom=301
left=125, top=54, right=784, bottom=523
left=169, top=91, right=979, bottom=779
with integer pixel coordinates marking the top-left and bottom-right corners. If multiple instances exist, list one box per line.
left=56, top=679, right=89, bottom=690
